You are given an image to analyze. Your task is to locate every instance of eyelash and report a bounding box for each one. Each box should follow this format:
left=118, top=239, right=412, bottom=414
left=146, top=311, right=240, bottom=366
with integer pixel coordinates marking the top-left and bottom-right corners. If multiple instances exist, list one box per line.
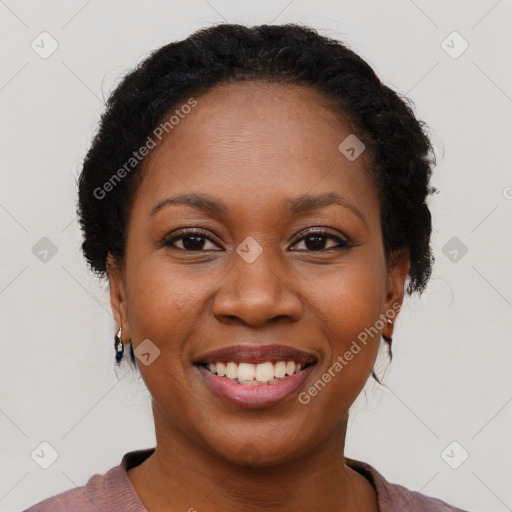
left=161, top=228, right=353, bottom=252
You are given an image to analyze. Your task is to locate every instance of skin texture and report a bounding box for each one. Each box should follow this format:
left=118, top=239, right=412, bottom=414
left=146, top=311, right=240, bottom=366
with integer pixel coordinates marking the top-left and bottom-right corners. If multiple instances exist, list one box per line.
left=108, top=81, right=409, bottom=511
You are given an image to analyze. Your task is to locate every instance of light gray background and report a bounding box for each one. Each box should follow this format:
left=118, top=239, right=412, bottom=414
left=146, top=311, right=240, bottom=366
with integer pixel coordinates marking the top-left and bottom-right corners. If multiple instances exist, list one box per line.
left=1, top=1, right=511, bottom=511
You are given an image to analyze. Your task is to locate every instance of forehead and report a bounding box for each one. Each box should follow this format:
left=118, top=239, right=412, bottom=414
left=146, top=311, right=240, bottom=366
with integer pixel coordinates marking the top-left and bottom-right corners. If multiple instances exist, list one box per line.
left=132, top=81, right=378, bottom=219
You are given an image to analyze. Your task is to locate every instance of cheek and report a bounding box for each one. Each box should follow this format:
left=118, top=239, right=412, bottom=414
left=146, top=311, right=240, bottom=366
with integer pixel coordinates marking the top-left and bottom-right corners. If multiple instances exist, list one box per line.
left=124, top=250, right=231, bottom=384
left=126, top=259, right=209, bottom=342
left=300, top=251, right=386, bottom=396
left=304, top=249, right=386, bottom=338
left=123, top=260, right=210, bottom=420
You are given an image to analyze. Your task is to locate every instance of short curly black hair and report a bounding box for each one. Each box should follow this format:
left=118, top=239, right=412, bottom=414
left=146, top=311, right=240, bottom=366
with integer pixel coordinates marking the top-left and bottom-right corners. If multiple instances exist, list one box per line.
left=78, top=23, right=436, bottom=305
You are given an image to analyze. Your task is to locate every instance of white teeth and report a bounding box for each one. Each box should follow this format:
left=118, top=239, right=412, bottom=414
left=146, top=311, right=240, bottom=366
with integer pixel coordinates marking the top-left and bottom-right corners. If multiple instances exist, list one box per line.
left=238, top=379, right=260, bottom=386
left=237, top=363, right=256, bottom=381
left=216, top=362, right=226, bottom=376
left=255, top=362, right=275, bottom=382
left=286, top=361, right=296, bottom=376
left=274, top=361, right=287, bottom=378
left=225, top=362, right=238, bottom=379
left=205, top=359, right=308, bottom=384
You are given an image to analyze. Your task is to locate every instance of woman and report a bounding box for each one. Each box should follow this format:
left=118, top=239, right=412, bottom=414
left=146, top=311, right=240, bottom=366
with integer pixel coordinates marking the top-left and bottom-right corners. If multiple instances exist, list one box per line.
left=25, top=23, right=468, bottom=512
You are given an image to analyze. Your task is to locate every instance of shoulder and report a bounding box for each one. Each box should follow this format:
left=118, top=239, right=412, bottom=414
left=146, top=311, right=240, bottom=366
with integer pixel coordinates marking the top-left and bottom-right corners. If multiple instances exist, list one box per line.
left=23, top=466, right=124, bottom=512
left=23, top=449, right=153, bottom=512
left=346, top=458, right=469, bottom=512
left=376, top=478, right=469, bottom=512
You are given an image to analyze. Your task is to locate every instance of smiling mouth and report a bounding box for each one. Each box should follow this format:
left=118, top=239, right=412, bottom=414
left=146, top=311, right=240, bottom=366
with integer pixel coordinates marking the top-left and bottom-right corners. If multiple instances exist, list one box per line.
left=198, top=360, right=316, bottom=386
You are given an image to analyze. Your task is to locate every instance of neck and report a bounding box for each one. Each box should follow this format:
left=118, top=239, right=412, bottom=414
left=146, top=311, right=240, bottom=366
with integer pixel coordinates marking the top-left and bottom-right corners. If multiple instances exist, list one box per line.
left=127, top=403, right=377, bottom=512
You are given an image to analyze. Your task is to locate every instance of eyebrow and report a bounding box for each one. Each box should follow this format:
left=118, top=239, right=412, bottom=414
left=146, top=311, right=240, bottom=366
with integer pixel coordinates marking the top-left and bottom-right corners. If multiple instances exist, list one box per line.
left=150, top=191, right=365, bottom=223
left=150, top=193, right=228, bottom=217
left=287, top=192, right=365, bottom=223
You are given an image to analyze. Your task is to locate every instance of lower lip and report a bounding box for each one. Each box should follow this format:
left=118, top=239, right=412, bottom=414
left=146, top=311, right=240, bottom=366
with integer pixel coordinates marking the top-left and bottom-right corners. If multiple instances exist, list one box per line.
left=197, top=364, right=314, bottom=409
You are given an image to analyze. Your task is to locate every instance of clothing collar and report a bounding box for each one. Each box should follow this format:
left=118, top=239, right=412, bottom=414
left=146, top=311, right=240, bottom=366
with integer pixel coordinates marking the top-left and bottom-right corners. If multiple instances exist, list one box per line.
left=114, top=448, right=449, bottom=512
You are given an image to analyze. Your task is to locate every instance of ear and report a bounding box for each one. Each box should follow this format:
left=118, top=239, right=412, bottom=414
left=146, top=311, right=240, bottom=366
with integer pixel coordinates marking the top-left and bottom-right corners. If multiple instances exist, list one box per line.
left=107, top=253, right=130, bottom=343
left=382, top=248, right=410, bottom=339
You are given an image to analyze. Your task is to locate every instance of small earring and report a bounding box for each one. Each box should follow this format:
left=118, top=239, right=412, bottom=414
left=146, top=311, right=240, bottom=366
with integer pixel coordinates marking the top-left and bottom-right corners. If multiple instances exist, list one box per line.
left=382, top=317, right=393, bottom=346
left=114, top=327, right=124, bottom=365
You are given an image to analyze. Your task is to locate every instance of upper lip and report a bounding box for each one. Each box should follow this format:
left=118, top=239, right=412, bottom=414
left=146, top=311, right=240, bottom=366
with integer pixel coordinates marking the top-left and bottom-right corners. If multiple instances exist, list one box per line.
left=194, top=344, right=318, bottom=366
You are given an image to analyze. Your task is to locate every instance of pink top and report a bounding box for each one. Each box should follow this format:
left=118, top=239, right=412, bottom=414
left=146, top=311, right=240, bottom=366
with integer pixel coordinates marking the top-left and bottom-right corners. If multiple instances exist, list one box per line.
left=24, top=448, right=468, bottom=511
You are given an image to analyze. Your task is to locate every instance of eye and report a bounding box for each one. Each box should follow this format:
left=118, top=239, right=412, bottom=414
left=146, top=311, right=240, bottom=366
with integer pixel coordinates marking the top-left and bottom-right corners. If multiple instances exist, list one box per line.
left=161, top=228, right=351, bottom=252
left=162, top=230, right=222, bottom=251
left=290, top=229, right=351, bottom=251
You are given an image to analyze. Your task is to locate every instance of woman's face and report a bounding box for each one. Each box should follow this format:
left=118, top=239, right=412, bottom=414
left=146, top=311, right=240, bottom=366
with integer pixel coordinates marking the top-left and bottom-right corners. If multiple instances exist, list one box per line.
left=109, top=81, right=409, bottom=465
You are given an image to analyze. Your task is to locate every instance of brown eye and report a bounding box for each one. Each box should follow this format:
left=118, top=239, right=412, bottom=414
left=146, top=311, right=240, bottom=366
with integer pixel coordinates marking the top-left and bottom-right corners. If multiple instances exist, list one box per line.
left=290, top=230, right=351, bottom=251
left=162, top=230, right=222, bottom=251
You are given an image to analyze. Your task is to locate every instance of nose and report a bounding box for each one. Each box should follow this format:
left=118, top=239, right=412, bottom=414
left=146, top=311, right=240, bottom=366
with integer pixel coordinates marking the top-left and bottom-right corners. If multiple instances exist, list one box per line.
left=212, top=252, right=303, bottom=328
